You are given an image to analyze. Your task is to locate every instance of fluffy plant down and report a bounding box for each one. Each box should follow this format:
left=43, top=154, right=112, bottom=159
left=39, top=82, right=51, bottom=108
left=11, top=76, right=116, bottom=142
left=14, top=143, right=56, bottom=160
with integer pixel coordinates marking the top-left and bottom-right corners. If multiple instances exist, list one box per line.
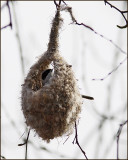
left=21, top=7, right=82, bottom=142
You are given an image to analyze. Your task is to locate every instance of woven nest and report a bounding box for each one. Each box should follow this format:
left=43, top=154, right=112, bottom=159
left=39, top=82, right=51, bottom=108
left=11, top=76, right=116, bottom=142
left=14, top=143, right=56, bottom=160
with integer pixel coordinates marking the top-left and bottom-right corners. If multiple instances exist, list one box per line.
left=21, top=9, right=82, bottom=142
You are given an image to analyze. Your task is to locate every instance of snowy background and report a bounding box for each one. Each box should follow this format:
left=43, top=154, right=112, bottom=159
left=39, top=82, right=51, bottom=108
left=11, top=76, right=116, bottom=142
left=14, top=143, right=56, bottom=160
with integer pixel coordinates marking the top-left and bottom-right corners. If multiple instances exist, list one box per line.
left=1, top=1, right=127, bottom=159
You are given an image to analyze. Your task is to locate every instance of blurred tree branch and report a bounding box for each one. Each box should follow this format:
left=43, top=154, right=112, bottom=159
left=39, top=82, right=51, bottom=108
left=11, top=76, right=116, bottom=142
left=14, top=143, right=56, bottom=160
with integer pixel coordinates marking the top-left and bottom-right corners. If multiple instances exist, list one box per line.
left=11, top=1, right=25, bottom=76
left=117, top=120, right=128, bottom=159
left=0, top=155, right=6, bottom=159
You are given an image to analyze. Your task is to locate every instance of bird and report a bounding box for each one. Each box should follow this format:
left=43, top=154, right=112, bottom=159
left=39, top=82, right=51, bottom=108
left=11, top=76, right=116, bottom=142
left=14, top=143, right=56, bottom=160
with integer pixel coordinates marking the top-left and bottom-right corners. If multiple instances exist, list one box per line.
left=42, top=69, right=53, bottom=85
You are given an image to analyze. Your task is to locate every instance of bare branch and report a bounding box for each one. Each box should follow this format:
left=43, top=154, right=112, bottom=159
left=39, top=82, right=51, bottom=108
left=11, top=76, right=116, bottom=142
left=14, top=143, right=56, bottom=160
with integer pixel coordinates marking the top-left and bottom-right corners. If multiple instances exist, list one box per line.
left=18, top=129, right=31, bottom=160
left=1, top=0, right=12, bottom=30
left=54, top=0, right=59, bottom=9
left=61, top=3, right=127, bottom=55
left=104, top=0, right=128, bottom=29
left=73, top=122, right=88, bottom=159
left=54, top=0, right=62, bottom=9
left=63, top=136, right=70, bottom=144
left=117, top=120, right=128, bottom=160
left=92, top=56, right=127, bottom=81
left=25, top=129, right=30, bottom=159
left=82, top=95, right=94, bottom=100
left=7, top=0, right=12, bottom=29
left=60, top=2, right=127, bottom=81
left=1, top=24, right=11, bottom=30
left=74, top=21, right=127, bottom=55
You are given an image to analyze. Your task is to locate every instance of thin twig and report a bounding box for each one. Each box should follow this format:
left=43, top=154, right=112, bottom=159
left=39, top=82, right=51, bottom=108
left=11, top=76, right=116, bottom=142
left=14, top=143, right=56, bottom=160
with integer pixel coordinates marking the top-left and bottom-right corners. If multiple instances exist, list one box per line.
left=18, top=129, right=31, bottom=159
left=25, top=129, right=30, bottom=159
left=18, top=132, right=69, bottom=158
left=74, top=23, right=126, bottom=55
left=62, top=4, right=126, bottom=55
left=61, top=0, right=67, bottom=6
left=60, top=2, right=127, bottom=80
left=19, top=131, right=26, bottom=140
left=104, top=0, right=128, bottom=29
left=54, top=0, right=62, bottom=9
left=1, top=24, right=11, bottom=30
left=18, top=140, right=27, bottom=146
left=58, top=0, right=62, bottom=6
left=82, top=95, right=94, bottom=100
left=75, top=21, right=127, bottom=55
left=7, top=0, right=12, bottom=29
left=1, top=0, right=12, bottom=30
left=117, top=120, right=128, bottom=160
left=54, top=0, right=59, bottom=9
left=92, top=56, right=127, bottom=81
left=63, top=136, right=70, bottom=144
left=73, top=122, right=88, bottom=159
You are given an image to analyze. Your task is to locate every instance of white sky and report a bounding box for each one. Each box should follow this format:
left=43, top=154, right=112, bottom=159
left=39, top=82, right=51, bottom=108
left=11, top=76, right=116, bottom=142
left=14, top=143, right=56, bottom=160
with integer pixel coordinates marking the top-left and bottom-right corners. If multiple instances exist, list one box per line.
left=1, top=1, right=127, bottom=159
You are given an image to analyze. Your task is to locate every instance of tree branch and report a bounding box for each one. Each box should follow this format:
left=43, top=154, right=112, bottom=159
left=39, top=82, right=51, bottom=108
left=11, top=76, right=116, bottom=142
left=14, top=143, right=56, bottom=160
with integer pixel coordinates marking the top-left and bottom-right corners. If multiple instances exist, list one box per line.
left=60, top=1, right=127, bottom=81
left=18, top=129, right=31, bottom=160
left=7, top=0, right=12, bottom=29
left=73, top=122, right=88, bottom=159
left=61, top=2, right=126, bottom=55
left=1, top=0, right=12, bottom=30
left=82, top=95, right=94, bottom=100
left=104, top=0, right=128, bottom=29
left=92, top=56, right=127, bottom=81
left=54, top=0, right=62, bottom=9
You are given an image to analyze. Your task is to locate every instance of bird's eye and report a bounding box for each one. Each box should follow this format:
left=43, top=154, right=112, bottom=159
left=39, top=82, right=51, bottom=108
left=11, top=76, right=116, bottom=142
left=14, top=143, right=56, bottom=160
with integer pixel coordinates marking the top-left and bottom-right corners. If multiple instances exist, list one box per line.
left=42, top=69, right=52, bottom=80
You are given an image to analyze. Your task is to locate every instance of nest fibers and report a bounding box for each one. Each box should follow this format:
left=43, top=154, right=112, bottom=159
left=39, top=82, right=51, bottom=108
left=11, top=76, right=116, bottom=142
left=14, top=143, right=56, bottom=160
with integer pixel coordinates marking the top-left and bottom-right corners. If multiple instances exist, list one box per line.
left=21, top=8, right=82, bottom=142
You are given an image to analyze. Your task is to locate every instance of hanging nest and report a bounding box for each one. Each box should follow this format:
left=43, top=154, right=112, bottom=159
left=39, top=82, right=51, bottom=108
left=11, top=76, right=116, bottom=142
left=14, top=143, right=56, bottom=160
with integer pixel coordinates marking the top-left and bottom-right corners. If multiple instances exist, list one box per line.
left=21, top=8, right=82, bottom=142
